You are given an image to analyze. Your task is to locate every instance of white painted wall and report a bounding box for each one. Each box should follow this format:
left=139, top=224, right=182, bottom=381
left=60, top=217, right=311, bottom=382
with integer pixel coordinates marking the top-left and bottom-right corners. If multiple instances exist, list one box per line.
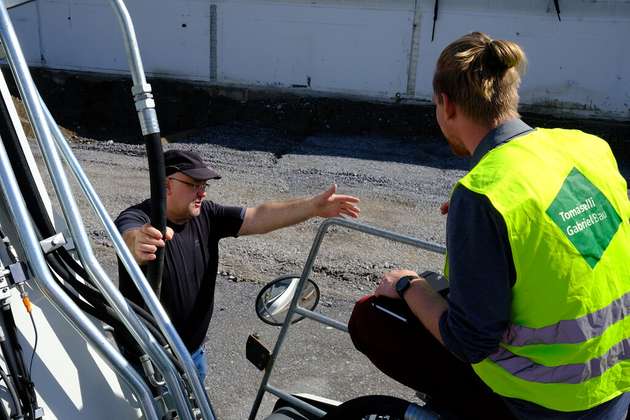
left=218, top=1, right=413, bottom=97
left=7, top=0, right=630, bottom=120
left=414, top=0, right=630, bottom=120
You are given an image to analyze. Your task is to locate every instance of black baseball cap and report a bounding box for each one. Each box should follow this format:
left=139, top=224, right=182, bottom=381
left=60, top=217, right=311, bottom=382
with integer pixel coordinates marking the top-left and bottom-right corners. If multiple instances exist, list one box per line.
left=164, top=149, right=221, bottom=180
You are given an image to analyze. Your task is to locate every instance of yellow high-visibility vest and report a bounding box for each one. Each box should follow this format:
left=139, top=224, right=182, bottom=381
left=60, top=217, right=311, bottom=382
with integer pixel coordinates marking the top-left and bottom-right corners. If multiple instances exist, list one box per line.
left=453, top=128, right=630, bottom=411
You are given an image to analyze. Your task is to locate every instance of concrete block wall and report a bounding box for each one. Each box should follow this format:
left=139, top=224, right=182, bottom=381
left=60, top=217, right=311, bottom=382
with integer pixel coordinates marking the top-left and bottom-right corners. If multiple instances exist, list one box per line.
left=7, top=0, right=630, bottom=120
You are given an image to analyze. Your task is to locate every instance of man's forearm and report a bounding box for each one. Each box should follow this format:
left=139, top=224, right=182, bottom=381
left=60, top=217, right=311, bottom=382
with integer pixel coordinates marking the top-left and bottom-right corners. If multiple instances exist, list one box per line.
left=240, top=197, right=316, bottom=235
left=404, top=278, right=448, bottom=344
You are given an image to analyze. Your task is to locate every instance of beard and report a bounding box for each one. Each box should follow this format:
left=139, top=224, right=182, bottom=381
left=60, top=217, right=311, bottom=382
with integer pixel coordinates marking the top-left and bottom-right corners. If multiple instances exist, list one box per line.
left=446, top=135, right=469, bottom=157
left=188, top=201, right=202, bottom=217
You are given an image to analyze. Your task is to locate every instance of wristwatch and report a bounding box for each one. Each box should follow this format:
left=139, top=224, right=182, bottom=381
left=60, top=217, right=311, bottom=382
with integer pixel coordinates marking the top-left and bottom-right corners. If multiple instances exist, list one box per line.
left=396, top=275, right=418, bottom=299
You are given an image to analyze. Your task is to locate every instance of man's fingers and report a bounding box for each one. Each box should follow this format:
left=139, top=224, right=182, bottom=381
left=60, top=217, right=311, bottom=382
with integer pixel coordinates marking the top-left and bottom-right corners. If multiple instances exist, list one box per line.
left=142, top=224, right=174, bottom=241
left=343, top=203, right=361, bottom=213
left=138, top=224, right=172, bottom=245
left=141, top=224, right=164, bottom=239
left=137, top=252, right=157, bottom=262
left=137, top=243, right=158, bottom=254
left=133, top=248, right=157, bottom=264
left=331, top=194, right=360, bottom=204
left=339, top=208, right=360, bottom=218
left=339, top=203, right=360, bottom=215
left=140, top=235, right=165, bottom=247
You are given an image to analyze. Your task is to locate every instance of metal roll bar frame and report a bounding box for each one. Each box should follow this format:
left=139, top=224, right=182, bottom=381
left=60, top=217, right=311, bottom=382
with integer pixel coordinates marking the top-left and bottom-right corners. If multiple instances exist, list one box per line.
left=0, top=127, right=161, bottom=419
left=248, top=217, right=447, bottom=419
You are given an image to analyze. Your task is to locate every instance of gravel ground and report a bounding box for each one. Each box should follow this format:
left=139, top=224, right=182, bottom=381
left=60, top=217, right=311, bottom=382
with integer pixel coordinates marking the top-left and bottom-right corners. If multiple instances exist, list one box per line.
left=68, top=123, right=465, bottom=297
left=31, top=120, right=628, bottom=419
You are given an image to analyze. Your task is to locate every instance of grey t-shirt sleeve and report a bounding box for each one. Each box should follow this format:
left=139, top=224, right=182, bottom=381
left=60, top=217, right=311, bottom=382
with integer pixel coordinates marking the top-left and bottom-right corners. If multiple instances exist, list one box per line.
left=114, top=202, right=150, bottom=234
left=438, top=185, right=515, bottom=363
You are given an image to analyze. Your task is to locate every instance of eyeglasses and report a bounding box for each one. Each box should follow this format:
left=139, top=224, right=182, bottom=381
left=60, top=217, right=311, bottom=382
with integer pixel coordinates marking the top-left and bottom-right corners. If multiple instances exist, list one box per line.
left=168, top=177, right=209, bottom=193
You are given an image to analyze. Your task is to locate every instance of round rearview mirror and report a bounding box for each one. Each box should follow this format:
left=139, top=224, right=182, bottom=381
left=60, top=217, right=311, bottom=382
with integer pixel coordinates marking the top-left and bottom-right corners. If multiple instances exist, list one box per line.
left=255, top=275, right=320, bottom=326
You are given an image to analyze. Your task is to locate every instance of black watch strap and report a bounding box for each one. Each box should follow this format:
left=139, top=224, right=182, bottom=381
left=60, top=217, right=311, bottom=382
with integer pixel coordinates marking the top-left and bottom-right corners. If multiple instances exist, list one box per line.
left=396, top=275, right=418, bottom=299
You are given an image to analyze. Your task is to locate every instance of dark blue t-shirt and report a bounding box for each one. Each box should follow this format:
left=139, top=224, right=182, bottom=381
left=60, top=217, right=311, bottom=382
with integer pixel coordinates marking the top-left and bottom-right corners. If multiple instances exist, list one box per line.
left=438, top=119, right=629, bottom=419
left=115, top=199, right=244, bottom=351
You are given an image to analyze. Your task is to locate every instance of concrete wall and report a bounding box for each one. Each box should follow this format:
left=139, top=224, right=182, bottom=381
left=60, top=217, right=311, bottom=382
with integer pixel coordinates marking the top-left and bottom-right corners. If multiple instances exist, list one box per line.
left=7, top=0, right=630, bottom=120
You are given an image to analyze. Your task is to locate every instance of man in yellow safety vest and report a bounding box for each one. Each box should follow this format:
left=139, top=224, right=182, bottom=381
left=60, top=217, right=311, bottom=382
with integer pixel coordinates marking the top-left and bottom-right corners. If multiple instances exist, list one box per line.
left=349, top=32, right=630, bottom=419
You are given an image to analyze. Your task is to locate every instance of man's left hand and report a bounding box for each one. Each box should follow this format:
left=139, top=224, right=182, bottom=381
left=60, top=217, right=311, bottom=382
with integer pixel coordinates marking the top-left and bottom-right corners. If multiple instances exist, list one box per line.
left=375, top=269, right=421, bottom=299
left=312, top=184, right=360, bottom=219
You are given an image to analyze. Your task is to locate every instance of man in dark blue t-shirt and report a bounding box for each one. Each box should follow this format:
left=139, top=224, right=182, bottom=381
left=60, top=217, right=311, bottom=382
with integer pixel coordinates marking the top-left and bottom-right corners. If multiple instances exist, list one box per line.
left=115, top=149, right=360, bottom=383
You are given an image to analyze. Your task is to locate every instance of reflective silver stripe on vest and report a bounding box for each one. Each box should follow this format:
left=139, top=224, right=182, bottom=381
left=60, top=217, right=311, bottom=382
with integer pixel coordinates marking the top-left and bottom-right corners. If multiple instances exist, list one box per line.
left=489, top=337, right=630, bottom=384
left=505, top=291, right=630, bottom=346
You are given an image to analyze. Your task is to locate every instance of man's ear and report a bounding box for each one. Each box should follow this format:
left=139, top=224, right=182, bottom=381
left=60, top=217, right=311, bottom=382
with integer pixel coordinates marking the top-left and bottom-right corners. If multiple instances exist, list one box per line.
left=441, top=93, right=457, bottom=120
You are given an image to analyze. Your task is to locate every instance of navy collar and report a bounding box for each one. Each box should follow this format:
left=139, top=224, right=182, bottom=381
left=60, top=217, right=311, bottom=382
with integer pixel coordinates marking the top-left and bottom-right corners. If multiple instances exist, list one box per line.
left=470, top=119, right=533, bottom=169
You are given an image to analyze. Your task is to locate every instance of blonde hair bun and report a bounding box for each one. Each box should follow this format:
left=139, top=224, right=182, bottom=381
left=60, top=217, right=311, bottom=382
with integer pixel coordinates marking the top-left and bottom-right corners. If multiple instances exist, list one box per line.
left=485, top=38, right=526, bottom=74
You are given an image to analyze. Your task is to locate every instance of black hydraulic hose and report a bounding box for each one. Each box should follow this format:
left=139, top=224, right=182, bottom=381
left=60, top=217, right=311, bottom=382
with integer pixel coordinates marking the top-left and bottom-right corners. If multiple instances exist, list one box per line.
left=47, top=253, right=166, bottom=344
left=59, top=281, right=183, bottom=372
left=0, top=366, right=21, bottom=419
left=0, top=307, right=30, bottom=419
left=46, top=253, right=103, bottom=302
left=49, top=260, right=174, bottom=363
left=144, top=132, right=166, bottom=298
left=48, top=250, right=162, bottom=335
left=1, top=306, right=37, bottom=413
left=48, top=250, right=170, bottom=355
left=0, top=388, right=9, bottom=420
left=58, top=247, right=92, bottom=284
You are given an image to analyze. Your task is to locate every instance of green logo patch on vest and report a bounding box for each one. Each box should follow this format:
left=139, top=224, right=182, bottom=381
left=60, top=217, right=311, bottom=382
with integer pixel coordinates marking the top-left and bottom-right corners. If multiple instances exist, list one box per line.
left=546, top=168, right=621, bottom=268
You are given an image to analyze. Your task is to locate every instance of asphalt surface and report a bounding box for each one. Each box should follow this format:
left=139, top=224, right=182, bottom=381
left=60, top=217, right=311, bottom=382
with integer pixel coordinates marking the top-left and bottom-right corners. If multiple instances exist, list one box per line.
left=33, top=120, right=628, bottom=419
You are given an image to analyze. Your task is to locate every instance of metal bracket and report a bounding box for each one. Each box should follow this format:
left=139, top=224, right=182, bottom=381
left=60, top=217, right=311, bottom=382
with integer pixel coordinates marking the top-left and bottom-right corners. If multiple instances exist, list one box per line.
left=39, top=232, right=66, bottom=255
left=134, top=96, right=156, bottom=112
left=140, top=354, right=166, bottom=387
left=0, top=276, right=10, bottom=301
left=0, top=260, right=29, bottom=301
left=33, top=407, right=44, bottom=419
left=131, top=82, right=152, bottom=96
left=8, top=260, right=28, bottom=284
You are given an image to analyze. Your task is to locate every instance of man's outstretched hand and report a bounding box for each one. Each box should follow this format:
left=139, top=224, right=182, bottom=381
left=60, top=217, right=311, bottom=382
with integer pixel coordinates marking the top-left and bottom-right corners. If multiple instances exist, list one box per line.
left=123, top=223, right=174, bottom=265
left=312, top=184, right=360, bottom=219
